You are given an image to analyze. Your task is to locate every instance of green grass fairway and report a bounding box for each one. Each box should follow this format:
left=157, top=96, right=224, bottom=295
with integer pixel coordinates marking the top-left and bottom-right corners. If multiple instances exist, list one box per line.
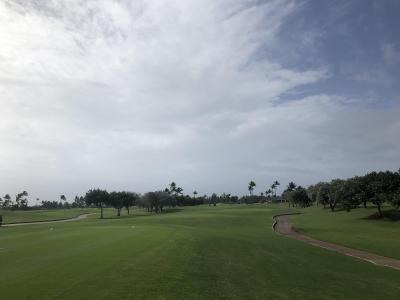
left=0, top=208, right=95, bottom=224
left=290, top=205, right=400, bottom=260
left=0, top=204, right=399, bottom=299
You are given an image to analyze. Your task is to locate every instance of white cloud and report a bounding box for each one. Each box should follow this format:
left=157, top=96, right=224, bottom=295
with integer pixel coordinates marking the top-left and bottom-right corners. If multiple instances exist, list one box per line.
left=0, top=0, right=399, bottom=201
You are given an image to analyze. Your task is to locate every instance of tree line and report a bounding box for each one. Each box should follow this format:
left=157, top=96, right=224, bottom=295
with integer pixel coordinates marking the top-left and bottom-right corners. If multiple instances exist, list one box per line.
left=282, top=169, right=400, bottom=217
left=3, top=169, right=398, bottom=219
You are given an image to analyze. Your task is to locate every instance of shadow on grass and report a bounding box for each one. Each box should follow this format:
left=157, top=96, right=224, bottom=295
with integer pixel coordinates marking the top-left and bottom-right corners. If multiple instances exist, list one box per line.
left=102, top=207, right=183, bottom=220
left=162, top=208, right=184, bottom=214
left=363, top=209, right=400, bottom=222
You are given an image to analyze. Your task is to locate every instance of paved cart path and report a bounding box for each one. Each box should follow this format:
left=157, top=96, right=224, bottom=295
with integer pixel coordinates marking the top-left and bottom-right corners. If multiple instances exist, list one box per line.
left=273, top=213, right=400, bottom=271
left=1, top=213, right=94, bottom=227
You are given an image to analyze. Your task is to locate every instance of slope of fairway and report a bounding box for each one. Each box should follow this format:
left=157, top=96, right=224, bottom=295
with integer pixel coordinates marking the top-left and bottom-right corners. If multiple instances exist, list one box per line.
left=290, top=206, right=400, bottom=260
left=0, top=204, right=399, bottom=300
left=0, top=208, right=96, bottom=224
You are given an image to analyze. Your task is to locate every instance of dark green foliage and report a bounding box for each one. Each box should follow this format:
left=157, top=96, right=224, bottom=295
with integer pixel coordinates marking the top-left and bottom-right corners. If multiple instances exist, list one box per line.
left=142, top=191, right=172, bottom=213
left=84, top=189, right=109, bottom=219
left=248, top=181, right=256, bottom=196
left=308, top=169, right=400, bottom=216
left=14, top=191, right=28, bottom=209
left=284, top=185, right=311, bottom=208
left=109, top=191, right=139, bottom=216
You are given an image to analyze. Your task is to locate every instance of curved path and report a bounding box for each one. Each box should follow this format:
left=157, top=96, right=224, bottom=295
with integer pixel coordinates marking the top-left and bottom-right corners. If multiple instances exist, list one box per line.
left=273, top=213, right=400, bottom=271
left=1, top=213, right=94, bottom=227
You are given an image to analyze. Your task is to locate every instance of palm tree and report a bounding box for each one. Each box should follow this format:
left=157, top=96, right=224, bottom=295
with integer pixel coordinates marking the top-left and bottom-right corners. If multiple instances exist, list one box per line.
left=248, top=181, right=256, bottom=196
left=274, top=180, right=280, bottom=201
left=270, top=183, right=276, bottom=197
left=175, top=187, right=183, bottom=195
left=265, top=189, right=272, bottom=199
left=2, top=194, right=11, bottom=208
left=193, top=191, right=198, bottom=198
left=271, top=181, right=280, bottom=198
left=287, top=181, right=296, bottom=192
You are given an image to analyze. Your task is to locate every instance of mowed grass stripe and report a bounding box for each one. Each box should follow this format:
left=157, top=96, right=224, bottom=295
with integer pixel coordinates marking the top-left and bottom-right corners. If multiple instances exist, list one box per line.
left=0, top=204, right=399, bottom=299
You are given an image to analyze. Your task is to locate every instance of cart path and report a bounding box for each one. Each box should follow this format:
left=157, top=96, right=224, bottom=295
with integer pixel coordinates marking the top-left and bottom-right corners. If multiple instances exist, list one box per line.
left=1, top=213, right=94, bottom=227
left=273, top=213, right=400, bottom=271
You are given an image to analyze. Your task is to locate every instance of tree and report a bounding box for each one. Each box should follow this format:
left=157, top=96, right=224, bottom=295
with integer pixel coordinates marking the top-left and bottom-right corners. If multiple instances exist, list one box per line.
left=123, top=192, right=139, bottom=215
left=210, top=193, right=218, bottom=206
left=169, top=182, right=177, bottom=194
left=193, top=191, right=198, bottom=198
left=60, top=195, right=66, bottom=202
left=109, top=191, right=124, bottom=216
left=248, top=181, right=256, bottom=196
left=175, top=187, right=183, bottom=195
left=144, top=191, right=171, bottom=213
left=84, top=189, right=109, bottom=219
left=282, top=182, right=297, bottom=206
left=15, top=191, right=28, bottom=209
left=363, top=171, right=399, bottom=217
left=390, top=189, right=400, bottom=210
left=73, top=195, right=85, bottom=208
left=271, top=181, right=280, bottom=198
left=287, top=182, right=296, bottom=192
left=316, top=183, right=330, bottom=209
left=291, top=186, right=311, bottom=208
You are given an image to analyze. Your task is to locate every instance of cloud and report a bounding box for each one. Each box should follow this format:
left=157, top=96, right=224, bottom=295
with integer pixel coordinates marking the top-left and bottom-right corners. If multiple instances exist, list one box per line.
left=0, top=0, right=399, bottom=201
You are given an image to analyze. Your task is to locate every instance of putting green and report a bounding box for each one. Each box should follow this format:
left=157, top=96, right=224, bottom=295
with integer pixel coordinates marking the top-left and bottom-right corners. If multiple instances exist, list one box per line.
left=0, top=204, right=399, bottom=299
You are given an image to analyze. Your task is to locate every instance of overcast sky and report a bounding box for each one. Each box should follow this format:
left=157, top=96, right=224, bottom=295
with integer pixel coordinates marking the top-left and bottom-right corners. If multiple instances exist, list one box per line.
left=1, top=0, right=399, bottom=203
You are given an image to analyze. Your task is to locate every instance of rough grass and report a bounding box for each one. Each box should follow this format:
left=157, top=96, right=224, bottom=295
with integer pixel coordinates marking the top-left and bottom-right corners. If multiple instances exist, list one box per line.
left=0, top=208, right=96, bottom=224
left=290, top=205, right=400, bottom=260
left=0, top=204, right=399, bottom=299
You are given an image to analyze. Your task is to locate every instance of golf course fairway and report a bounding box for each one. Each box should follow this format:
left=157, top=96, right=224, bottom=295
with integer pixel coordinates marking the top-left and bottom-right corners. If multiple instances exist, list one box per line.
left=0, top=204, right=399, bottom=299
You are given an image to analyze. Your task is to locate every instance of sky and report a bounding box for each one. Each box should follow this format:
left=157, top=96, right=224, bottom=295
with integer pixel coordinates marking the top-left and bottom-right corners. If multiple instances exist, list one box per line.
left=1, top=0, right=400, bottom=203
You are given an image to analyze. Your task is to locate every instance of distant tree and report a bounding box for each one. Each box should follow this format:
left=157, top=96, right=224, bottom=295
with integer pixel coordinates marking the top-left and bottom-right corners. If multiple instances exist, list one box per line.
left=316, top=183, right=330, bottom=209
left=210, top=193, right=218, bottom=206
left=73, top=195, right=86, bottom=208
left=109, top=191, right=124, bottom=216
left=326, top=179, right=345, bottom=212
left=390, top=189, right=400, bottom=210
left=282, top=182, right=297, bottom=206
left=123, top=192, right=139, bottom=215
left=144, top=191, right=171, bottom=213
left=15, top=191, right=28, bottom=209
left=175, top=187, right=183, bottom=195
left=265, top=188, right=272, bottom=199
left=248, top=181, right=256, bottom=196
left=271, top=181, right=280, bottom=199
left=287, top=182, right=296, bottom=192
left=60, top=195, right=66, bottom=202
left=193, top=191, right=198, bottom=198
left=169, top=182, right=177, bottom=194
left=291, top=186, right=311, bottom=208
left=364, top=171, right=399, bottom=217
left=84, top=189, right=109, bottom=219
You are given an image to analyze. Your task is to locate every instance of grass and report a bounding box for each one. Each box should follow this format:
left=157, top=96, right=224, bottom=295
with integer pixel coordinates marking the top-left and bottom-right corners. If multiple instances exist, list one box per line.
left=0, top=208, right=96, bottom=224
left=0, top=204, right=399, bottom=299
left=290, top=205, right=400, bottom=260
